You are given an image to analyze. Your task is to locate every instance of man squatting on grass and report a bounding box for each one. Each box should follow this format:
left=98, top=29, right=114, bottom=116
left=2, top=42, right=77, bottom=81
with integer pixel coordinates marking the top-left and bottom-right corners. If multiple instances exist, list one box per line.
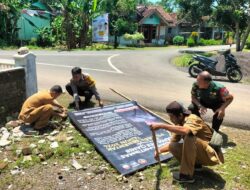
left=188, top=71, right=234, bottom=131
left=149, top=101, right=224, bottom=183
left=66, top=67, right=103, bottom=110
left=18, top=85, right=67, bottom=130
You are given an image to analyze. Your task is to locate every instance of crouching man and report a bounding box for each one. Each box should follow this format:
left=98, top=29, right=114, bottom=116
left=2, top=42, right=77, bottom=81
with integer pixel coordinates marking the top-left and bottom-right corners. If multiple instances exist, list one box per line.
left=149, top=101, right=224, bottom=183
left=18, top=85, right=67, bottom=130
left=65, top=67, right=103, bottom=110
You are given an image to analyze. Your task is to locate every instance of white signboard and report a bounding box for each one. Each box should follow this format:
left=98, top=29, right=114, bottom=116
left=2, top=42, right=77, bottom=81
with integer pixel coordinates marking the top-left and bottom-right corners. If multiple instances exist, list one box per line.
left=92, top=13, right=109, bottom=42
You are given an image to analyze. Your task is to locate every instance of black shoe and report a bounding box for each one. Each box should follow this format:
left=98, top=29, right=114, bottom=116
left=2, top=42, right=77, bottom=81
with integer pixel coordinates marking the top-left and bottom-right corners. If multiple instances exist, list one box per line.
left=69, top=101, right=75, bottom=108
left=172, top=172, right=195, bottom=183
left=194, top=164, right=203, bottom=171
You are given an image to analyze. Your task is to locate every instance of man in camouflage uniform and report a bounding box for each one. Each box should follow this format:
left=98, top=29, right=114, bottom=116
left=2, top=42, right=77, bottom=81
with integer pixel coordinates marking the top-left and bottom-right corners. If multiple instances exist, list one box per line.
left=188, top=71, right=234, bottom=131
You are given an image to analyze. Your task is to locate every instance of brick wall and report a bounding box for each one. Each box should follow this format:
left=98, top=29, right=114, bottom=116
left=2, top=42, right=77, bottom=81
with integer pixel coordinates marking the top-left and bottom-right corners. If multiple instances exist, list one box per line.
left=0, top=68, right=26, bottom=123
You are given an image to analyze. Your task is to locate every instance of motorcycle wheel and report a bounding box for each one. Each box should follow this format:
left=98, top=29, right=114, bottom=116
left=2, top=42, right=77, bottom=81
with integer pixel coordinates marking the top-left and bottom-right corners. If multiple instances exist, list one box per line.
left=227, top=68, right=243, bottom=82
left=188, top=64, right=200, bottom=78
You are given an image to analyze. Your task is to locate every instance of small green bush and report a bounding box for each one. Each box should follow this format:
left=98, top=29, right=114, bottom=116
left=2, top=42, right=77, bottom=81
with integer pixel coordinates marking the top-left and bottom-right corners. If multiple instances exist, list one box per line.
left=173, top=35, right=184, bottom=45
left=198, top=38, right=206, bottom=46
left=29, top=38, right=37, bottom=46
left=0, top=39, right=7, bottom=47
left=187, top=37, right=195, bottom=47
left=197, top=39, right=223, bottom=46
left=123, top=32, right=145, bottom=47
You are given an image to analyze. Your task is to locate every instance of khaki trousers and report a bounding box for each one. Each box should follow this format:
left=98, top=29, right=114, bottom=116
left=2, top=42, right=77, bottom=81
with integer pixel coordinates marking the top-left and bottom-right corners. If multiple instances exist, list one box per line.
left=169, top=135, right=222, bottom=176
left=22, top=104, right=54, bottom=129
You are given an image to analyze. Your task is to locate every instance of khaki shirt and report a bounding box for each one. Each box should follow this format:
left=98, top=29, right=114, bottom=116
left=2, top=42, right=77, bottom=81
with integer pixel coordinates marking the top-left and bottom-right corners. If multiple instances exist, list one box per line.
left=70, top=73, right=101, bottom=101
left=171, top=114, right=212, bottom=143
left=171, top=114, right=224, bottom=164
left=18, top=91, right=54, bottom=121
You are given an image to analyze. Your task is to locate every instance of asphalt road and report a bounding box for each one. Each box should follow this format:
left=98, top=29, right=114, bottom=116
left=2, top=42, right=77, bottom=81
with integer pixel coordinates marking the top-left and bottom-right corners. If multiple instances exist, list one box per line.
left=0, top=45, right=249, bottom=129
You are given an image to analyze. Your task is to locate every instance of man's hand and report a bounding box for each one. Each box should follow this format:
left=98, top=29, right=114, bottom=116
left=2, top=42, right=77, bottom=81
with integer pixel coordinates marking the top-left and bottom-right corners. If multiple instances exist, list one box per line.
left=99, top=100, right=104, bottom=108
left=146, top=122, right=161, bottom=131
left=73, top=94, right=80, bottom=102
left=154, top=149, right=161, bottom=160
left=215, top=108, right=225, bottom=120
left=199, top=106, right=207, bottom=115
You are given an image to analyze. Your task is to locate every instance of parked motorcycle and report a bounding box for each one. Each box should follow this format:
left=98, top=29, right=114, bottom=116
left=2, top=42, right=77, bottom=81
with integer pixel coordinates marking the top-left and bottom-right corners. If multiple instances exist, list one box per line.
left=188, top=49, right=243, bottom=82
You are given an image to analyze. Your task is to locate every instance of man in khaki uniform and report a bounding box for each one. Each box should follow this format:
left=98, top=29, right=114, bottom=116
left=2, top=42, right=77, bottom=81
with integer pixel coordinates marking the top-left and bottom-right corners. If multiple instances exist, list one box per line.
left=149, top=101, right=224, bottom=183
left=65, top=67, right=103, bottom=110
left=18, top=85, right=67, bottom=130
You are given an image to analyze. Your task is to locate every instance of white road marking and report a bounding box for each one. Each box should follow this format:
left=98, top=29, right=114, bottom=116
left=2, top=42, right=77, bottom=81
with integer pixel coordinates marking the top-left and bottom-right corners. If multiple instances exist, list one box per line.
left=0, top=53, right=123, bottom=74
left=0, top=53, right=115, bottom=56
left=37, top=62, right=120, bottom=74
left=107, top=54, right=123, bottom=74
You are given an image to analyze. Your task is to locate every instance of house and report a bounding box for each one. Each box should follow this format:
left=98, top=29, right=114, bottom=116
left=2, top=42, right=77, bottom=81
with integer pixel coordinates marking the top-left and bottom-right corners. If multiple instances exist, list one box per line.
left=135, top=5, right=225, bottom=45
left=17, top=2, right=53, bottom=41
left=136, top=5, right=178, bottom=44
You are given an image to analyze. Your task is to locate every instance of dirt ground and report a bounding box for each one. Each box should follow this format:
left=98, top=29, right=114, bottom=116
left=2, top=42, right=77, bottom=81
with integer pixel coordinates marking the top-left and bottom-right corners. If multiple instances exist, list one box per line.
left=1, top=116, right=250, bottom=190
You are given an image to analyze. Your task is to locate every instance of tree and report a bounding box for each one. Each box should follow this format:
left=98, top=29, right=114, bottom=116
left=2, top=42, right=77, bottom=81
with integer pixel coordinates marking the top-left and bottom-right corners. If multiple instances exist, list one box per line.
left=175, top=0, right=250, bottom=51
left=0, top=1, right=24, bottom=46
left=157, top=0, right=176, bottom=12
left=213, top=0, right=250, bottom=51
left=39, top=0, right=98, bottom=49
left=101, top=0, right=137, bottom=48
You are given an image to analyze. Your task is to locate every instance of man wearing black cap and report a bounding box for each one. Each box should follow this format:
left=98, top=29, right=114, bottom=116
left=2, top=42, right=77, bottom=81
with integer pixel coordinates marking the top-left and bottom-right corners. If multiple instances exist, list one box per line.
left=188, top=71, right=233, bottom=131
left=149, top=101, right=224, bottom=183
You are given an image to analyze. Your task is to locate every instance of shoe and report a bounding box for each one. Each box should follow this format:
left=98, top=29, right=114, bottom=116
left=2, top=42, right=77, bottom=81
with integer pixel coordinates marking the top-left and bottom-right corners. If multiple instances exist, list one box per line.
left=69, top=101, right=75, bottom=108
left=194, top=164, right=203, bottom=171
left=172, top=171, right=195, bottom=183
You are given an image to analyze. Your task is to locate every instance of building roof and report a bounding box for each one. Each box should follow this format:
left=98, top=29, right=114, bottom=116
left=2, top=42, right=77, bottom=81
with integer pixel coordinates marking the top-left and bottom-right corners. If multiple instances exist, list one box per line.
left=137, top=5, right=177, bottom=26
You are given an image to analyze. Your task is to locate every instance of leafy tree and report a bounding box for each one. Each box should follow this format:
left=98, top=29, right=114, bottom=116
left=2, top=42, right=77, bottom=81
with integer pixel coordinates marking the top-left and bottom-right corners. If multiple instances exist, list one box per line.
left=0, top=1, right=26, bottom=46
left=213, top=0, right=250, bottom=51
left=175, top=0, right=250, bottom=51
left=157, top=0, right=176, bottom=12
left=100, top=0, right=137, bottom=48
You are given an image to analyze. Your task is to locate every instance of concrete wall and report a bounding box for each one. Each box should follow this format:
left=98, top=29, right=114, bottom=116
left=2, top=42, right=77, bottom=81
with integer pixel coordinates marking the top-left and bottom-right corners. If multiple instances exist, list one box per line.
left=143, top=14, right=160, bottom=25
left=0, top=68, right=26, bottom=123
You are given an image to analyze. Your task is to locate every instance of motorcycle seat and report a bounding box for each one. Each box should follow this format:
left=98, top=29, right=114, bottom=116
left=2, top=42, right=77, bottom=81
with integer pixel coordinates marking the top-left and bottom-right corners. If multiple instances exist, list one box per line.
left=194, top=54, right=218, bottom=67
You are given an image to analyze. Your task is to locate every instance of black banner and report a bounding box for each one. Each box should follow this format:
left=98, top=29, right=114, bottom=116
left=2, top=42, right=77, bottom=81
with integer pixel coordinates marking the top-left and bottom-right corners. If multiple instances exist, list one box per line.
left=68, top=101, right=172, bottom=175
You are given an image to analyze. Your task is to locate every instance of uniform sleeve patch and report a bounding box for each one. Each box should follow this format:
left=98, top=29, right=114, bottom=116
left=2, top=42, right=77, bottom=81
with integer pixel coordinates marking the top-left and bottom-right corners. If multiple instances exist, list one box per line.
left=220, top=87, right=229, bottom=97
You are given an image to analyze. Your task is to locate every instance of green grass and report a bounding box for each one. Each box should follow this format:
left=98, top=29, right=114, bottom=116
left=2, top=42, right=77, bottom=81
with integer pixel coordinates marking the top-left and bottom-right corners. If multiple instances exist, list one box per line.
left=173, top=54, right=193, bottom=67
left=1, top=95, right=250, bottom=189
left=173, top=52, right=216, bottom=67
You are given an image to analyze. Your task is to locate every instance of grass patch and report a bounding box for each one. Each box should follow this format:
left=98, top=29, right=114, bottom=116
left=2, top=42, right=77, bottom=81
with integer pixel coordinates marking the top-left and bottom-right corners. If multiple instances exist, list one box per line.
left=173, top=54, right=193, bottom=67
left=173, top=52, right=216, bottom=67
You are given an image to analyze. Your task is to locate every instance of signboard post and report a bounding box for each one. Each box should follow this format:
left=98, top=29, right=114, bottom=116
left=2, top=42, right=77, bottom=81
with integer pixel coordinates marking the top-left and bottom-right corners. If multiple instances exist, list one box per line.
left=69, top=101, right=172, bottom=175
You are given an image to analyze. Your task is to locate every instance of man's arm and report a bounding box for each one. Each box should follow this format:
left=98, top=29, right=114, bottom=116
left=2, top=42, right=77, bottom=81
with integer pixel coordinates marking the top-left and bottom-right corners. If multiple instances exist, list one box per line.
left=191, top=95, right=207, bottom=115
left=191, top=83, right=207, bottom=115
left=70, top=81, right=80, bottom=110
left=89, top=85, right=103, bottom=107
left=150, top=123, right=191, bottom=136
left=216, top=88, right=234, bottom=119
left=51, top=99, right=63, bottom=109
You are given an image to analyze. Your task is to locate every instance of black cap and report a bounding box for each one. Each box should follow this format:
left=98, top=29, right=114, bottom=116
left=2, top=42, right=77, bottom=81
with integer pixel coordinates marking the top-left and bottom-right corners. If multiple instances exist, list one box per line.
left=166, top=101, right=191, bottom=115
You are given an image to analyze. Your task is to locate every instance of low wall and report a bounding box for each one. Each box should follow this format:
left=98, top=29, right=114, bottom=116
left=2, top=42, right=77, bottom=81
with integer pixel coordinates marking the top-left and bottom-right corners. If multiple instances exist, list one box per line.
left=0, top=67, right=26, bottom=123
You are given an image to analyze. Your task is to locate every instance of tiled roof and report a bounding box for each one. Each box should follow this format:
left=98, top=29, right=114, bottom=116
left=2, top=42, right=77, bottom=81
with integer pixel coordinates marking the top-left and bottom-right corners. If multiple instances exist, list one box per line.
left=137, top=5, right=177, bottom=26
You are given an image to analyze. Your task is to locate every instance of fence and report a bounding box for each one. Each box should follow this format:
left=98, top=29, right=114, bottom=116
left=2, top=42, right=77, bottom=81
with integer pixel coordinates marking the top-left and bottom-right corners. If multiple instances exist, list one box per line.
left=0, top=60, right=15, bottom=71
left=0, top=50, right=38, bottom=123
